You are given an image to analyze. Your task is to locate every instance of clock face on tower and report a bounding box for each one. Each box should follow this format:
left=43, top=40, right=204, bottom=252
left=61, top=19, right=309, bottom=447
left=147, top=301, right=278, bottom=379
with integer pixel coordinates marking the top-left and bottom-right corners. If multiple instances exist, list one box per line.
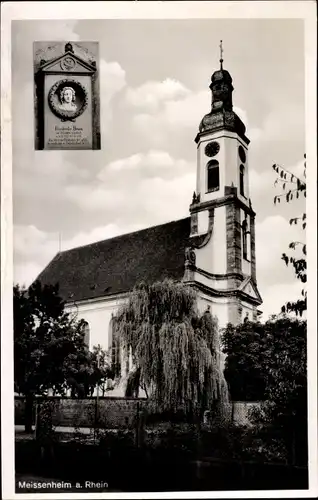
left=205, top=141, right=220, bottom=158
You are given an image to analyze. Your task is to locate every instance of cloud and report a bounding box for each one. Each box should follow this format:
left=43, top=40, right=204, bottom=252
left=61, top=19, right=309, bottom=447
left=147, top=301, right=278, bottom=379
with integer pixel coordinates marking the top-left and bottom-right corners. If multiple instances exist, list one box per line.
left=65, top=184, right=126, bottom=212
left=99, top=59, right=126, bottom=133
left=125, top=78, right=190, bottom=113
left=130, top=86, right=262, bottom=153
left=13, top=20, right=80, bottom=50
left=260, top=281, right=304, bottom=321
left=254, top=212, right=306, bottom=320
left=14, top=225, right=58, bottom=287
left=99, top=150, right=193, bottom=179
left=14, top=149, right=196, bottom=287
left=261, top=104, right=305, bottom=143
left=132, top=89, right=208, bottom=147
left=66, top=151, right=195, bottom=223
left=13, top=56, right=126, bottom=227
left=249, top=158, right=306, bottom=217
left=256, top=214, right=305, bottom=289
left=11, top=20, right=305, bottom=323
left=13, top=222, right=144, bottom=288
left=234, top=106, right=262, bottom=142
left=100, top=59, right=126, bottom=102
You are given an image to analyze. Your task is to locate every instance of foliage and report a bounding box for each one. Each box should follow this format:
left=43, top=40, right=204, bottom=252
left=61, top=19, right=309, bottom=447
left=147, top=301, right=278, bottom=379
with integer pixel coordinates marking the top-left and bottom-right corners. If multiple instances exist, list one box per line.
left=272, top=156, right=307, bottom=316
left=14, top=281, right=112, bottom=429
left=143, top=422, right=199, bottom=458
left=249, top=318, right=307, bottom=465
left=222, top=316, right=307, bottom=465
left=222, top=320, right=268, bottom=401
left=112, top=279, right=229, bottom=418
left=35, top=399, right=59, bottom=444
left=99, top=429, right=136, bottom=450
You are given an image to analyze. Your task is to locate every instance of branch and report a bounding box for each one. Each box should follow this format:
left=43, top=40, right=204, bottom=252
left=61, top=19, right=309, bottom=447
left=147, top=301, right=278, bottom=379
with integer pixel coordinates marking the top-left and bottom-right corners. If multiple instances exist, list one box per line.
left=274, top=188, right=306, bottom=204
left=272, top=163, right=306, bottom=188
left=289, top=241, right=306, bottom=250
left=289, top=215, right=306, bottom=229
left=274, top=177, right=297, bottom=186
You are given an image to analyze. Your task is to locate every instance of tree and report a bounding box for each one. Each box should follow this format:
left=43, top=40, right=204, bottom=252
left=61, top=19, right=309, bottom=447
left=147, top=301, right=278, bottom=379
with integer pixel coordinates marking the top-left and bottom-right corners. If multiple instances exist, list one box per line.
left=222, top=316, right=307, bottom=465
left=14, top=280, right=111, bottom=431
left=272, top=155, right=307, bottom=316
left=221, top=320, right=268, bottom=401
left=112, top=279, right=229, bottom=420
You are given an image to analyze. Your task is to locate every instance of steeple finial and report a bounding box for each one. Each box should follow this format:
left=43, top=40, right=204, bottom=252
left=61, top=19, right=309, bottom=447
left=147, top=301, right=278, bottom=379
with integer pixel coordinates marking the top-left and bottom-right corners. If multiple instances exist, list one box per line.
left=219, top=40, right=224, bottom=69
left=65, top=42, right=74, bottom=53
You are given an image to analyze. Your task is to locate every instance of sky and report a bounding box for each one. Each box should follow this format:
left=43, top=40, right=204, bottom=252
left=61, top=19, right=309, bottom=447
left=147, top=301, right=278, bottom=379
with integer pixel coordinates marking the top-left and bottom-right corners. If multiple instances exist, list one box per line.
left=12, top=18, right=306, bottom=320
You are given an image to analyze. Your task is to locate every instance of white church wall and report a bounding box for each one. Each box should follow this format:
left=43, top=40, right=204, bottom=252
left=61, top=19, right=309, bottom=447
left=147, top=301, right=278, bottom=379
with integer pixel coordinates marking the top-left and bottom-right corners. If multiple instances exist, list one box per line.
left=240, top=300, right=257, bottom=322
left=242, top=255, right=251, bottom=275
left=198, top=131, right=249, bottom=204
left=65, top=295, right=127, bottom=352
left=193, top=270, right=229, bottom=291
left=197, top=132, right=226, bottom=204
left=195, top=205, right=227, bottom=275
left=238, top=142, right=250, bottom=204
left=197, top=209, right=209, bottom=234
left=197, top=294, right=229, bottom=329
left=225, top=136, right=250, bottom=203
left=224, top=133, right=240, bottom=188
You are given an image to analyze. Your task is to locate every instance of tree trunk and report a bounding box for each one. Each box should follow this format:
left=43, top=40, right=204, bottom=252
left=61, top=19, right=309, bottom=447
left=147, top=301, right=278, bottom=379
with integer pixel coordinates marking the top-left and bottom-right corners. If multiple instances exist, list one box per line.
left=24, top=394, right=34, bottom=433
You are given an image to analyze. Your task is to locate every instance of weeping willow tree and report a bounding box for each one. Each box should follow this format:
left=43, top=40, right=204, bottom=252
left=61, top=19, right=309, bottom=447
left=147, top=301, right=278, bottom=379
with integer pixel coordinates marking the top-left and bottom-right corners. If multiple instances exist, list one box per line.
left=112, top=279, right=229, bottom=419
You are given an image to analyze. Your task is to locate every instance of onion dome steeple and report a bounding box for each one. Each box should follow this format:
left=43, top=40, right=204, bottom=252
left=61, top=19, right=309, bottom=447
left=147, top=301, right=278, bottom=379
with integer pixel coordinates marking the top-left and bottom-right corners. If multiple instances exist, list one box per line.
left=196, top=41, right=248, bottom=144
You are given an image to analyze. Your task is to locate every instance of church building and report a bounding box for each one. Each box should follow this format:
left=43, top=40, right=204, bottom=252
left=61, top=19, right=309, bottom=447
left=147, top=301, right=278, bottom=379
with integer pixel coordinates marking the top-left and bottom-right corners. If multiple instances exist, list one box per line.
left=37, top=55, right=262, bottom=390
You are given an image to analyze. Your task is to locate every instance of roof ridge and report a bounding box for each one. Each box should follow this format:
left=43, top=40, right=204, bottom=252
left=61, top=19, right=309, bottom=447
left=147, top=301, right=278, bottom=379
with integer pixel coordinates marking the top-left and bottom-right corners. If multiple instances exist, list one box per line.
left=36, top=216, right=191, bottom=301
left=59, top=216, right=190, bottom=254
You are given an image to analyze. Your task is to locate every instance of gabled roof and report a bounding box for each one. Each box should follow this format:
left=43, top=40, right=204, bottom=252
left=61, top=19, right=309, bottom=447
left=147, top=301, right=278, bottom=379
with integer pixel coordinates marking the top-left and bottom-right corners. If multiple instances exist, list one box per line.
left=38, top=51, right=96, bottom=73
left=36, top=218, right=191, bottom=303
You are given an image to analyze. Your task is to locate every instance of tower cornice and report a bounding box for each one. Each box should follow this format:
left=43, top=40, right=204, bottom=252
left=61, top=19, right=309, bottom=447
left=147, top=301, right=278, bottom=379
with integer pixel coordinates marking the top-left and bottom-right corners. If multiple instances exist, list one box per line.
left=196, top=111, right=249, bottom=144
left=184, top=280, right=262, bottom=306
left=189, top=190, right=256, bottom=217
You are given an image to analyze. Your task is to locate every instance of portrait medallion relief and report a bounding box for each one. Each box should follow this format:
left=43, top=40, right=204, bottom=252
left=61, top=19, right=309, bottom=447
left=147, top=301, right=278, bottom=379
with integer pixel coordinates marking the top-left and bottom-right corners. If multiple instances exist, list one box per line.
left=34, top=41, right=103, bottom=149
left=48, top=79, right=88, bottom=121
left=205, top=141, right=220, bottom=158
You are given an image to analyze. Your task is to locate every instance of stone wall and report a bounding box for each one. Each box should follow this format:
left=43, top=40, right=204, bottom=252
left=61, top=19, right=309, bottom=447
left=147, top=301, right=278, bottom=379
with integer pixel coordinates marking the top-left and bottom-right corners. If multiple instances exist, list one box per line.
left=37, top=397, right=147, bottom=429
left=231, top=401, right=260, bottom=426
left=225, top=197, right=242, bottom=275
left=15, top=396, right=36, bottom=425
left=250, top=215, right=257, bottom=281
left=16, top=397, right=260, bottom=429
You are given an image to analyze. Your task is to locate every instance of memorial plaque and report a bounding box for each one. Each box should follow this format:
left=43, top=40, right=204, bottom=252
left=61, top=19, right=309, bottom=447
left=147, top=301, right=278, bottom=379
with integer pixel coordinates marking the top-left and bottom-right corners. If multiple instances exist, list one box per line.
left=34, top=41, right=100, bottom=150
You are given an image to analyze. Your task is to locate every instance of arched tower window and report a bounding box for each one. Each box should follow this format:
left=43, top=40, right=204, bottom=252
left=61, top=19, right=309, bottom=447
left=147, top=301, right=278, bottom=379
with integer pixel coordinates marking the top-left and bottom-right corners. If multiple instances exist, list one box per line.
left=108, top=315, right=121, bottom=377
left=240, top=165, right=245, bottom=196
left=207, top=160, right=219, bottom=192
left=83, top=321, right=90, bottom=348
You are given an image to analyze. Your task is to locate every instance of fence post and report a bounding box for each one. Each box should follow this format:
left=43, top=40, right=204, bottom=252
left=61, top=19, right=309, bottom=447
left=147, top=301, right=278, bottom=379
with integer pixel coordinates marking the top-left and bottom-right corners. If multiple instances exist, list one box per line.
left=35, top=400, right=41, bottom=441
left=94, top=397, right=97, bottom=443
left=135, top=401, right=139, bottom=447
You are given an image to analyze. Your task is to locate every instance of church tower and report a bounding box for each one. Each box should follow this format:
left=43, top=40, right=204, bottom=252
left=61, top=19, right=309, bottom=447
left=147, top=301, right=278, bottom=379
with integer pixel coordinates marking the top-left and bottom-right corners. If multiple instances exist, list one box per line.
left=184, top=44, right=262, bottom=326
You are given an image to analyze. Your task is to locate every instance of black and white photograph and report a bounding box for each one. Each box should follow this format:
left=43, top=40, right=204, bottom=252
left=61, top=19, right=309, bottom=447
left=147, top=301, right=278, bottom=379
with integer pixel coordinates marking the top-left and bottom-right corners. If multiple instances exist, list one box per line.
left=33, top=40, right=101, bottom=150
left=1, top=1, right=317, bottom=498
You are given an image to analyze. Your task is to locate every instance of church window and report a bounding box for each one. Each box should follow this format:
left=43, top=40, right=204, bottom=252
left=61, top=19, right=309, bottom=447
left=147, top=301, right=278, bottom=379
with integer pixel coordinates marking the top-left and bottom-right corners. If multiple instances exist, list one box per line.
left=207, top=160, right=219, bottom=192
left=108, top=316, right=121, bottom=377
left=240, top=165, right=245, bottom=196
left=83, top=321, right=90, bottom=348
left=238, top=145, right=246, bottom=163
